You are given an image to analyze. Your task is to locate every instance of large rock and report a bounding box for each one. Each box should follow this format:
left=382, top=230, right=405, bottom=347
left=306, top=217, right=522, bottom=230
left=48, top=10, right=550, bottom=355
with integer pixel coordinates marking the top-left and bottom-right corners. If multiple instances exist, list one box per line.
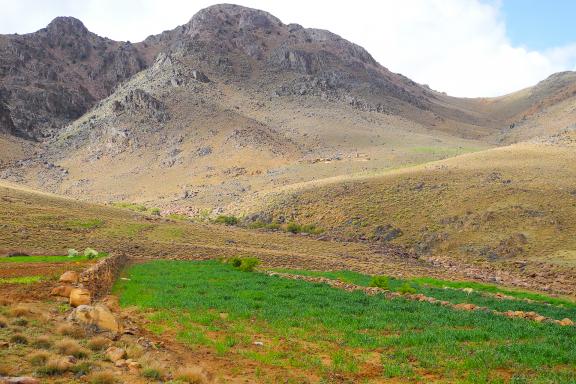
left=50, top=285, right=74, bottom=298
left=59, top=271, right=79, bottom=284
left=0, top=377, right=40, bottom=384
left=69, top=288, right=91, bottom=307
left=72, top=304, right=120, bottom=332
left=106, top=346, right=126, bottom=362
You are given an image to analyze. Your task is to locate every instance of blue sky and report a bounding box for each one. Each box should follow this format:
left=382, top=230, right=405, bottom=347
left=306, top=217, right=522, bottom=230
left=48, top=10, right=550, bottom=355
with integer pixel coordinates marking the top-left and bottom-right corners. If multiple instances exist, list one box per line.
left=502, top=0, right=576, bottom=50
left=0, top=0, right=575, bottom=97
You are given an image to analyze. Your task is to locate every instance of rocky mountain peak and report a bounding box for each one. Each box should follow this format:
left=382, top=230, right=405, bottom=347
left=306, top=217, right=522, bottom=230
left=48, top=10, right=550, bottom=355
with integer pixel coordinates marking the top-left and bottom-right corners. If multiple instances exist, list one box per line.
left=45, top=16, right=89, bottom=37
left=186, top=4, right=282, bottom=34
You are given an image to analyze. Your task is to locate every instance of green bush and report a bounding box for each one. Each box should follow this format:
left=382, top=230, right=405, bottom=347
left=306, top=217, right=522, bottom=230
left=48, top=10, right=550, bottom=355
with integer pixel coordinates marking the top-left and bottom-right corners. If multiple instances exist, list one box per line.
left=67, top=249, right=79, bottom=258
left=398, top=282, right=417, bottom=295
left=83, top=248, right=99, bottom=260
left=215, top=215, right=239, bottom=226
left=229, top=257, right=259, bottom=272
left=369, top=276, right=390, bottom=290
left=150, top=208, right=161, bottom=216
left=286, top=222, right=302, bottom=233
left=228, top=257, right=242, bottom=268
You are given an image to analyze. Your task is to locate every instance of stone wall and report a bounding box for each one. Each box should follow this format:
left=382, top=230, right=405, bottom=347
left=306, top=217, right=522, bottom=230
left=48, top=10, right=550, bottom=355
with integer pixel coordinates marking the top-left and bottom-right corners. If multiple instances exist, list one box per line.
left=79, top=253, right=128, bottom=299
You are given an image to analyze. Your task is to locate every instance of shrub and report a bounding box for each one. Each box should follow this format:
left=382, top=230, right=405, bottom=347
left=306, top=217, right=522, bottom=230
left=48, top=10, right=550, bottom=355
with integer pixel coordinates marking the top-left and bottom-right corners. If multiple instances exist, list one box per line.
left=238, top=257, right=259, bottom=272
left=89, top=371, right=116, bottom=384
left=12, top=317, right=28, bottom=326
left=398, top=283, right=417, bottom=295
left=150, top=208, right=161, bottom=216
left=29, top=351, right=51, bottom=366
left=214, top=215, right=239, bottom=226
left=228, top=257, right=242, bottom=268
left=10, top=333, right=28, bottom=344
left=70, top=362, right=92, bottom=375
left=87, top=336, right=110, bottom=351
left=67, top=248, right=79, bottom=257
left=286, top=222, right=302, bottom=234
left=84, top=248, right=99, bottom=260
left=369, top=276, right=390, bottom=290
left=126, top=343, right=145, bottom=359
left=0, top=316, right=7, bottom=328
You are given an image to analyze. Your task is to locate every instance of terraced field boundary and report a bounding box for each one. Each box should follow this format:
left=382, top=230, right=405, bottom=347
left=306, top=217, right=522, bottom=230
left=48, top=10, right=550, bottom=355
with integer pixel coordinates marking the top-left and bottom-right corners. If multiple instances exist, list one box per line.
left=79, top=253, right=128, bottom=299
left=265, top=271, right=576, bottom=327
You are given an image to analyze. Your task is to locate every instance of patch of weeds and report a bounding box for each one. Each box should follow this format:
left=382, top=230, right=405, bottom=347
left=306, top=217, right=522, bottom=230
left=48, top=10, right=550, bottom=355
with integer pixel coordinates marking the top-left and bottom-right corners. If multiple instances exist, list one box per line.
left=214, top=215, right=239, bottom=226
left=67, top=248, right=79, bottom=257
left=398, top=282, right=417, bottom=295
left=331, top=350, right=359, bottom=374
left=286, top=222, right=323, bottom=234
left=87, top=336, right=110, bottom=351
left=88, top=371, right=116, bottom=384
left=29, top=351, right=51, bottom=366
left=12, top=317, right=28, bottom=326
left=70, top=361, right=92, bottom=375
left=55, top=338, right=89, bottom=358
left=36, top=357, right=70, bottom=376
left=34, top=335, right=52, bottom=349
left=150, top=208, right=161, bottom=216
left=10, top=333, right=28, bottom=344
left=175, top=366, right=212, bottom=383
left=141, top=367, right=165, bottom=380
left=56, top=323, right=85, bottom=338
left=369, top=276, right=390, bottom=290
left=0, top=276, right=42, bottom=284
left=65, top=219, right=104, bottom=230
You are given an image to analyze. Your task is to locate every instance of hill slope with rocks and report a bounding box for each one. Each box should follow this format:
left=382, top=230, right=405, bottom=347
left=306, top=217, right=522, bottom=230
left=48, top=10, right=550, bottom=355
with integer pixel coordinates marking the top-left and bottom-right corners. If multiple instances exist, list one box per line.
left=1, top=4, right=576, bottom=214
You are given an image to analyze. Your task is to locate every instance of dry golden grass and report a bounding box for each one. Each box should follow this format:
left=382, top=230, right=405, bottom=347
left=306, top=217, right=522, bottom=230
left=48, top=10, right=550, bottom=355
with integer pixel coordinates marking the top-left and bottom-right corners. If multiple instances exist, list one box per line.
left=39, top=356, right=72, bottom=375
left=88, top=371, right=117, bottom=384
left=9, top=305, right=31, bottom=318
left=9, top=333, right=28, bottom=345
left=125, top=343, right=144, bottom=359
left=176, top=366, right=213, bottom=384
left=55, top=338, right=88, bottom=358
left=87, top=336, right=111, bottom=351
left=56, top=323, right=85, bottom=339
left=33, top=335, right=52, bottom=349
left=0, top=315, right=7, bottom=328
left=28, top=350, right=51, bottom=366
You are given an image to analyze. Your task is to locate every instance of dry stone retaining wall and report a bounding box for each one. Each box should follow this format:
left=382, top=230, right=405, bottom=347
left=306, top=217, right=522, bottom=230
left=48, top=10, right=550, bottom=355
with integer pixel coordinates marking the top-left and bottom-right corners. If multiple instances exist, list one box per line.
left=79, top=253, right=128, bottom=299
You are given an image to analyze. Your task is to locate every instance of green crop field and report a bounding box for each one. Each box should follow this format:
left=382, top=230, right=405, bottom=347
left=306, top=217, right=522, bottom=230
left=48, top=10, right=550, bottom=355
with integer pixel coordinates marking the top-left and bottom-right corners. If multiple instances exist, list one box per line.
left=114, top=260, right=576, bottom=383
left=0, top=253, right=107, bottom=263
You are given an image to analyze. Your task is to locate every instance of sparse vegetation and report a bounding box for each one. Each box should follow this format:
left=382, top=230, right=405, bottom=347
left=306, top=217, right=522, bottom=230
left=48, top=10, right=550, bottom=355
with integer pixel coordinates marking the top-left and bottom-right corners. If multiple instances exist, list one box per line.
left=84, top=247, right=99, bottom=260
left=67, top=248, right=79, bottom=257
left=55, top=338, right=88, bottom=358
left=87, top=336, right=110, bottom=351
left=0, top=276, right=42, bottom=284
left=114, top=260, right=576, bottom=383
left=56, top=323, right=85, bottom=338
left=176, top=366, right=212, bottom=384
left=369, top=275, right=390, bottom=290
left=10, top=333, right=28, bottom=344
left=33, top=335, right=52, bottom=349
left=88, top=371, right=117, bottom=384
left=29, top=350, right=51, bottom=366
left=214, top=215, right=239, bottom=226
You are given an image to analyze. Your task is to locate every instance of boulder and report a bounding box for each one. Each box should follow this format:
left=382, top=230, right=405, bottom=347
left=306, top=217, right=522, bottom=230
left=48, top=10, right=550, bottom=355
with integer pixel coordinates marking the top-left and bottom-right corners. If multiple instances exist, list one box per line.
left=69, top=288, right=91, bottom=307
left=73, top=304, right=120, bottom=333
left=453, top=303, right=477, bottom=311
left=101, top=295, right=121, bottom=313
left=59, top=271, right=79, bottom=284
left=50, top=285, right=74, bottom=298
left=106, top=346, right=126, bottom=362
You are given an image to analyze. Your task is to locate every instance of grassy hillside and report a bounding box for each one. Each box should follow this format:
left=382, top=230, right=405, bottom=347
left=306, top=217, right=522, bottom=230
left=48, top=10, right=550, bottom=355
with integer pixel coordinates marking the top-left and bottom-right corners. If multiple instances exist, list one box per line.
left=244, top=139, right=576, bottom=292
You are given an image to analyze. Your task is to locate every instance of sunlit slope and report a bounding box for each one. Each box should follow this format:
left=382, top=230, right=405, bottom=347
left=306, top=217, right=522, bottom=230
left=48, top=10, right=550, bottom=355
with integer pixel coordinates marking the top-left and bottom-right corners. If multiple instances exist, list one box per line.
left=251, top=137, right=576, bottom=268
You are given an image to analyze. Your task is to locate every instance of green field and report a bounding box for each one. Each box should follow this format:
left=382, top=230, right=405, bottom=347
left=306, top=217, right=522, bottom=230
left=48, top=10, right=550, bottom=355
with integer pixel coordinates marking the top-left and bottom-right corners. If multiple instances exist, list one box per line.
left=114, top=260, right=576, bottom=383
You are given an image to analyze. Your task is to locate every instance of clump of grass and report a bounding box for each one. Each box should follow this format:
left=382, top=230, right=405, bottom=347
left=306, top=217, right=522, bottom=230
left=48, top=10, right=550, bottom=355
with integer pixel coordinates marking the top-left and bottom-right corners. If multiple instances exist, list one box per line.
left=141, top=366, right=165, bottom=380
left=176, top=366, right=213, bottom=384
left=398, top=282, right=417, bottom=295
left=87, top=336, right=110, bottom=351
left=150, top=208, right=161, bottom=216
left=70, top=361, right=92, bottom=375
left=0, top=315, right=8, bottom=328
left=369, top=276, right=390, bottom=290
left=12, top=317, right=28, bottom=326
left=214, top=215, right=239, bottom=226
left=10, top=305, right=31, bottom=317
left=56, top=323, right=85, bottom=338
left=10, top=333, right=28, bottom=344
left=55, top=338, right=89, bottom=358
left=34, top=335, right=52, bottom=349
left=286, top=222, right=323, bottom=234
left=227, top=257, right=259, bottom=272
left=36, top=357, right=71, bottom=376
left=126, top=343, right=145, bottom=359
left=88, top=371, right=116, bottom=384
left=29, top=350, right=51, bottom=366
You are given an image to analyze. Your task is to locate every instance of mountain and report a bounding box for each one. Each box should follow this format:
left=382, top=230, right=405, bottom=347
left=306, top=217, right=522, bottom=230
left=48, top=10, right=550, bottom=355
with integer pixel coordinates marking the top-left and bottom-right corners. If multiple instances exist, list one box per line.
left=1, top=4, right=576, bottom=213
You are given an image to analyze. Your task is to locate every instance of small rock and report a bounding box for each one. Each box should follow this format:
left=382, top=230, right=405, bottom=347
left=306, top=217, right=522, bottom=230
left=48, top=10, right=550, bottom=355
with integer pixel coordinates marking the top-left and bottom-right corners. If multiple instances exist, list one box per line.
left=453, top=303, right=477, bottom=311
left=253, top=341, right=264, bottom=346
left=50, top=285, right=74, bottom=298
left=114, top=359, right=127, bottom=368
left=69, top=288, right=91, bottom=307
left=127, top=360, right=141, bottom=372
left=106, top=346, right=126, bottom=362
left=559, top=318, right=574, bottom=326
left=0, top=341, right=9, bottom=349
left=59, top=271, right=79, bottom=284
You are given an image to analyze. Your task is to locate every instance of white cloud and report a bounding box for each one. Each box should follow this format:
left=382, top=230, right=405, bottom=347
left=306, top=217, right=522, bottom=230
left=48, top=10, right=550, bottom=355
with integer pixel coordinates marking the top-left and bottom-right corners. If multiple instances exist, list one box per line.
left=1, top=0, right=575, bottom=97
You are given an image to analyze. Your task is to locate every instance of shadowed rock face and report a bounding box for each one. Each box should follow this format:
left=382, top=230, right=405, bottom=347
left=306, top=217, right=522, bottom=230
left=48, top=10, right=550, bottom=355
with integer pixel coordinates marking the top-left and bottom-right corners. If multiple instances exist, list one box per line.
left=0, top=17, right=160, bottom=140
